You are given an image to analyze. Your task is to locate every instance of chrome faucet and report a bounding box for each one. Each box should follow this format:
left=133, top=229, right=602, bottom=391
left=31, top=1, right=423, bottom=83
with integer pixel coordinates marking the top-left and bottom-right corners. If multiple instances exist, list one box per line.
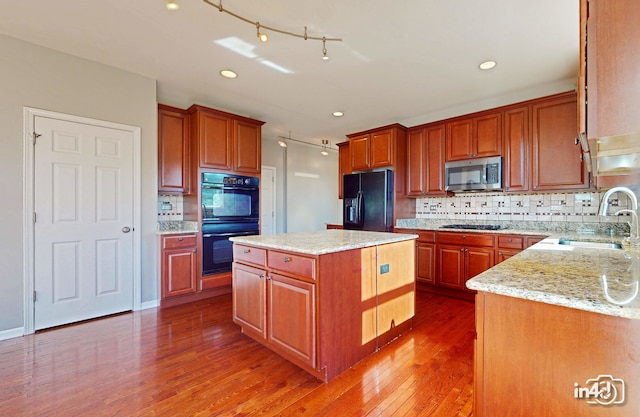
left=599, top=186, right=639, bottom=243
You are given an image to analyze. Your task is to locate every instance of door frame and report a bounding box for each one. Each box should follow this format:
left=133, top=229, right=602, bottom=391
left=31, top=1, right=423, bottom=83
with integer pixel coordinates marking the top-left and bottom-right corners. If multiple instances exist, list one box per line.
left=261, top=165, right=277, bottom=235
left=22, top=107, right=142, bottom=335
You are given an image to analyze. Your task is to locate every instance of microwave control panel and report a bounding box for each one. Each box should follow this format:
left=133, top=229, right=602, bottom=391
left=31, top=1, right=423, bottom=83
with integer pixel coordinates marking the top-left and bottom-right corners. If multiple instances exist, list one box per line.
left=486, top=163, right=500, bottom=184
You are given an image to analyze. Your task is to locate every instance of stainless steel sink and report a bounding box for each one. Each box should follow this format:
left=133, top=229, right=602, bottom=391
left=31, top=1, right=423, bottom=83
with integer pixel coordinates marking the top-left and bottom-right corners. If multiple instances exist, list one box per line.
left=558, top=239, right=623, bottom=250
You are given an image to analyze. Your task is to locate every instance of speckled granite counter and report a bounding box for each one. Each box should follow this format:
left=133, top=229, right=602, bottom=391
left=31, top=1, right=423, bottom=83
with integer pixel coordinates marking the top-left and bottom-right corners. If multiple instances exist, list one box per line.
left=230, top=229, right=418, bottom=255
left=466, top=238, right=640, bottom=319
left=156, top=221, right=198, bottom=235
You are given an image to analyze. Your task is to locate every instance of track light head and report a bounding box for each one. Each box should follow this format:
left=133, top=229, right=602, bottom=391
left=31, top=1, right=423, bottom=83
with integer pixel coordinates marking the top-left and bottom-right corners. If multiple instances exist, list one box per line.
left=256, top=23, right=268, bottom=42
left=166, top=0, right=179, bottom=10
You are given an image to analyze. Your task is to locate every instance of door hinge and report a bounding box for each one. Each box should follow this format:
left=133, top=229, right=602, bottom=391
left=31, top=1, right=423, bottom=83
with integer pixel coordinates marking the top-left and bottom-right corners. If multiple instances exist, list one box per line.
left=32, top=132, right=42, bottom=145
left=33, top=212, right=37, bottom=223
left=33, top=291, right=37, bottom=302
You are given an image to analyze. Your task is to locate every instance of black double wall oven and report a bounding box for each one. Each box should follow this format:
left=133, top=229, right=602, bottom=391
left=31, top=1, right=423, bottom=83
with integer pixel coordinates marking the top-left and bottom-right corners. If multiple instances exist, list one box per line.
left=201, top=173, right=259, bottom=276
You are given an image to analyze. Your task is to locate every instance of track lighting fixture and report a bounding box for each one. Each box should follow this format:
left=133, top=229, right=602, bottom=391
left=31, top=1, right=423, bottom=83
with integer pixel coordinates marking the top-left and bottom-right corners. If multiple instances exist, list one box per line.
left=202, top=0, right=341, bottom=60
left=166, top=0, right=179, bottom=11
left=256, top=23, right=268, bottom=43
left=278, top=139, right=288, bottom=148
left=320, top=140, right=329, bottom=156
left=322, top=38, right=329, bottom=61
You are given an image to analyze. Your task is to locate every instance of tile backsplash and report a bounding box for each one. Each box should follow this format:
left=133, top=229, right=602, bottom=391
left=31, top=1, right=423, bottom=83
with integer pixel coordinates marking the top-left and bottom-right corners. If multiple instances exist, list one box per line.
left=157, top=194, right=184, bottom=221
left=415, top=191, right=633, bottom=224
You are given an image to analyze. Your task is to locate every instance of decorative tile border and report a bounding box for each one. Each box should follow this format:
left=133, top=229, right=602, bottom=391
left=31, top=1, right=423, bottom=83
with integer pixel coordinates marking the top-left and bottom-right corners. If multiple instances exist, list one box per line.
left=157, top=194, right=184, bottom=221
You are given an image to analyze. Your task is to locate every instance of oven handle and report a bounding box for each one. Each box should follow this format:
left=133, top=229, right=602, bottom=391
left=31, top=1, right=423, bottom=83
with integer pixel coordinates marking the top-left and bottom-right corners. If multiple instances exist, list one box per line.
left=202, top=231, right=257, bottom=238
left=202, top=184, right=259, bottom=191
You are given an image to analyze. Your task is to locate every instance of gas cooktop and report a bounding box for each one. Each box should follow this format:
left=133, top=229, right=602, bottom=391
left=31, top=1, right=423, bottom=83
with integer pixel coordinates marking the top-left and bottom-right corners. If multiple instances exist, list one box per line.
left=440, top=224, right=503, bottom=231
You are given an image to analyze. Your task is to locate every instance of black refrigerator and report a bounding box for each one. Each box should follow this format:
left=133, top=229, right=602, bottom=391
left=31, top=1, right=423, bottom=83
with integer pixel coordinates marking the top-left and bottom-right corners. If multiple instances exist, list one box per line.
left=342, top=170, right=394, bottom=232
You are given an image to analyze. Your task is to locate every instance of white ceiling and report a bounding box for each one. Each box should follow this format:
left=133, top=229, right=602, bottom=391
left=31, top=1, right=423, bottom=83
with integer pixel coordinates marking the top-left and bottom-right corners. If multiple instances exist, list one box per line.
left=0, top=0, right=579, bottom=150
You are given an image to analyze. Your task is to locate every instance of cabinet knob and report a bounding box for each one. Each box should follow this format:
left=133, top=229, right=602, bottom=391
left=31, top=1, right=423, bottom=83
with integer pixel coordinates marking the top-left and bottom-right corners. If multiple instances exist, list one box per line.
left=460, top=248, right=464, bottom=252
left=507, top=238, right=513, bottom=242
left=178, top=237, right=184, bottom=241
left=284, top=257, right=291, bottom=263
left=243, top=249, right=250, bottom=254
left=462, top=235, right=466, bottom=239
left=193, top=249, right=197, bottom=253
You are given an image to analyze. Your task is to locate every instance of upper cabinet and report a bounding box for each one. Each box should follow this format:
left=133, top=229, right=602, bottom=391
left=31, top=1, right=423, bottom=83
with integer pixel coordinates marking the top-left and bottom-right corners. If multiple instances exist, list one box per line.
left=581, top=0, right=640, bottom=187
left=406, top=124, right=447, bottom=196
left=531, top=92, right=589, bottom=191
left=337, top=141, right=351, bottom=199
left=446, top=112, right=502, bottom=161
left=158, top=104, right=191, bottom=194
left=188, top=105, right=264, bottom=175
left=347, top=124, right=406, bottom=171
left=502, top=106, right=530, bottom=192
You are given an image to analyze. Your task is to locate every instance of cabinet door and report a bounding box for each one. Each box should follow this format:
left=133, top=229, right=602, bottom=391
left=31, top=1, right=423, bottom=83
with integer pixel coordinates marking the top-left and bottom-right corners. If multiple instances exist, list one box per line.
left=350, top=134, right=370, bottom=170
left=495, top=249, right=520, bottom=264
left=232, top=263, right=267, bottom=340
left=406, top=128, right=426, bottom=195
left=337, top=141, right=351, bottom=199
left=426, top=124, right=447, bottom=194
left=503, top=107, right=530, bottom=192
left=437, top=244, right=465, bottom=289
left=416, top=242, right=436, bottom=284
left=370, top=129, right=393, bottom=168
left=158, top=106, right=190, bottom=194
left=161, top=248, right=197, bottom=298
left=466, top=247, right=494, bottom=285
left=198, top=111, right=232, bottom=169
left=531, top=95, right=588, bottom=191
left=475, top=113, right=502, bottom=158
left=268, top=273, right=316, bottom=369
left=233, top=120, right=261, bottom=174
left=447, top=119, right=474, bottom=161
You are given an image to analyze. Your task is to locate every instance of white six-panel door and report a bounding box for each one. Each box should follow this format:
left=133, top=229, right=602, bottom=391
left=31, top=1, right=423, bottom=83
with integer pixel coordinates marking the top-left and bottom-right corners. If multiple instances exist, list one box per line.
left=33, top=116, right=134, bottom=330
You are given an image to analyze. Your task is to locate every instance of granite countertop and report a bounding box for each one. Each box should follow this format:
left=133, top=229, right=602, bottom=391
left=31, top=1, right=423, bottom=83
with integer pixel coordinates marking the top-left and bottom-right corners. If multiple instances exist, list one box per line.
left=466, top=238, right=640, bottom=319
left=230, top=229, right=418, bottom=256
left=156, top=221, right=199, bottom=235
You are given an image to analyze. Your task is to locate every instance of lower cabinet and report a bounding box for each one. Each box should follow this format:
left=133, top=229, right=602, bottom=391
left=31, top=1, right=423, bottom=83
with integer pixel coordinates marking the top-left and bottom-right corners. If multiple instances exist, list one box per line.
left=437, top=232, right=495, bottom=298
left=160, top=234, right=197, bottom=299
left=232, top=239, right=415, bottom=382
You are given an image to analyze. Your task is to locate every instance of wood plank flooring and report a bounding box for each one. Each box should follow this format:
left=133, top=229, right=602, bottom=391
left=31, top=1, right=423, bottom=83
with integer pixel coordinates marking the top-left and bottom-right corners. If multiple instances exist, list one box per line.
left=0, top=291, right=475, bottom=417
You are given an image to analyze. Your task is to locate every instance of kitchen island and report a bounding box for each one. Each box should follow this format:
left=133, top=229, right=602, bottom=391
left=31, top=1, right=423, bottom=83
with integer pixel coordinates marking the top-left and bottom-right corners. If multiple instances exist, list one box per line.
left=230, top=230, right=418, bottom=382
left=467, top=239, right=640, bottom=416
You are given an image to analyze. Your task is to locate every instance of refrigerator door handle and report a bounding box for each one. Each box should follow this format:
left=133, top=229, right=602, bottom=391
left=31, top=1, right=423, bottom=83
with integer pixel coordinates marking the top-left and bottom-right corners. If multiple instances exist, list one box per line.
left=356, top=190, right=364, bottom=227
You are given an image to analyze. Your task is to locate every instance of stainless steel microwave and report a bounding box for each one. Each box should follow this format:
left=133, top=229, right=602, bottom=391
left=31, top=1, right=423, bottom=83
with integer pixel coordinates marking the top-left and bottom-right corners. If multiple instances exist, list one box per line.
left=444, top=156, right=502, bottom=192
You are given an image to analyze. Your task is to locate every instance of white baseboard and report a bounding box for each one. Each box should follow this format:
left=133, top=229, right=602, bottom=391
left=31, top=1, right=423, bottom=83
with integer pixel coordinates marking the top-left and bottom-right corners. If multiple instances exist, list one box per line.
left=139, top=299, right=159, bottom=310
left=0, top=327, right=24, bottom=341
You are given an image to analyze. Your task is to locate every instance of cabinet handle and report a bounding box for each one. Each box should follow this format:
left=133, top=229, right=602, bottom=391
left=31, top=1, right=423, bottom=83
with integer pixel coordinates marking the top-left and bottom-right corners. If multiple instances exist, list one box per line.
left=192, top=249, right=197, bottom=253
left=259, top=274, right=264, bottom=279
left=243, top=249, right=251, bottom=254
left=266, top=275, right=271, bottom=281
left=284, top=257, right=291, bottom=263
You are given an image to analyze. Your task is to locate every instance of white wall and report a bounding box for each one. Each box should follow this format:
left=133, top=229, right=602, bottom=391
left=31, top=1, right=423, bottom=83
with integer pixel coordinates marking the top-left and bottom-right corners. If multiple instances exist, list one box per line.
left=0, top=35, right=157, bottom=333
left=284, top=141, right=342, bottom=232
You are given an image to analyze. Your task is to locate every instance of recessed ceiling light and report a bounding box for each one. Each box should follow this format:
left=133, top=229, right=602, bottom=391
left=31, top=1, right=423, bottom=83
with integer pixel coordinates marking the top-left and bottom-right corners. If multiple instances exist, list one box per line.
left=220, top=69, right=237, bottom=79
left=166, top=0, right=179, bottom=11
left=332, top=111, right=344, bottom=117
left=479, top=60, right=497, bottom=70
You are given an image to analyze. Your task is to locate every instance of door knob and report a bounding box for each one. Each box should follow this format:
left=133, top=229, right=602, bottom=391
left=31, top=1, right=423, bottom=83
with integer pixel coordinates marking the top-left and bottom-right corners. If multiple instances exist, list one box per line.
left=122, top=226, right=131, bottom=233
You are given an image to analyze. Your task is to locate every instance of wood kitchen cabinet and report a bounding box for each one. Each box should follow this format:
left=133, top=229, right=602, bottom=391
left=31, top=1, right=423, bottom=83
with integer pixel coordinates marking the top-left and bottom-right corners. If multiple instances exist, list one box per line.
left=188, top=104, right=264, bottom=175
left=437, top=232, right=494, bottom=300
left=406, top=124, right=447, bottom=196
left=494, top=235, right=524, bottom=264
left=347, top=124, right=407, bottom=171
left=446, top=112, right=502, bottom=161
left=160, top=234, right=197, bottom=299
left=158, top=104, right=191, bottom=194
left=503, top=106, right=530, bottom=192
left=232, top=238, right=415, bottom=382
left=531, top=92, right=589, bottom=191
left=580, top=0, right=640, bottom=188
left=337, top=141, right=351, bottom=199
left=474, top=292, right=640, bottom=417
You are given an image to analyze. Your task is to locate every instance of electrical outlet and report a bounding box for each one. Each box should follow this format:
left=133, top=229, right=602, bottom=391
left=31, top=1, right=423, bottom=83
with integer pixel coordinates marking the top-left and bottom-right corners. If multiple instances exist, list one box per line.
left=430, top=205, right=438, bottom=211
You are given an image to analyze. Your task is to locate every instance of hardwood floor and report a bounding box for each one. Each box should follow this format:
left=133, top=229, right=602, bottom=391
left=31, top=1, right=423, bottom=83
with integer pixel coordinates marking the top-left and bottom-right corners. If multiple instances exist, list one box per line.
left=0, top=291, right=475, bottom=417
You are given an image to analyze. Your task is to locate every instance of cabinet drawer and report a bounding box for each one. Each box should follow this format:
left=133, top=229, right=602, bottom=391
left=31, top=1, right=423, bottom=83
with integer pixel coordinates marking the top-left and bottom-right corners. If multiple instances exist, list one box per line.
left=497, top=236, right=524, bottom=250
left=233, top=244, right=266, bottom=266
left=268, top=251, right=316, bottom=279
left=437, top=232, right=494, bottom=247
left=162, top=234, right=197, bottom=249
left=416, top=231, right=436, bottom=243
